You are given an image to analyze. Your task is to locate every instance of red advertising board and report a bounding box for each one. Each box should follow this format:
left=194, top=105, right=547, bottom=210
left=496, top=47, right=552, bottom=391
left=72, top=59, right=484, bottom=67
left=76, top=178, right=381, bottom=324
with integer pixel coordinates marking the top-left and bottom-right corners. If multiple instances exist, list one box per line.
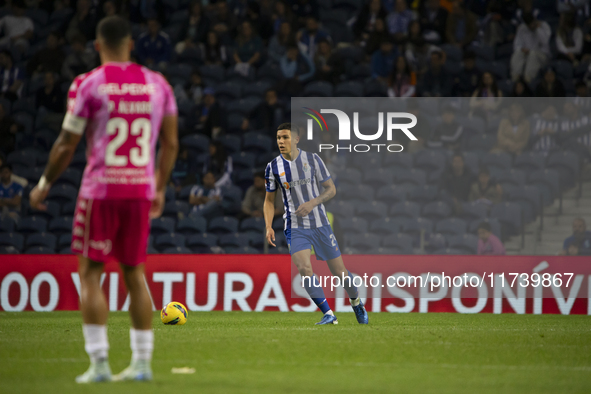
left=0, top=255, right=589, bottom=314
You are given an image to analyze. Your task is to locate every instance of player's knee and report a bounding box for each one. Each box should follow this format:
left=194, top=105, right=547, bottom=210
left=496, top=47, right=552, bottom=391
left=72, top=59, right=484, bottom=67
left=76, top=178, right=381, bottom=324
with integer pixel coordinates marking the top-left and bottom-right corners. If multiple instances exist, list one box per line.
left=297, top=265, right=314, bottom=277
left=120, top=264, right=145, bottom=289
left=78, top=258, right=103, bottom=281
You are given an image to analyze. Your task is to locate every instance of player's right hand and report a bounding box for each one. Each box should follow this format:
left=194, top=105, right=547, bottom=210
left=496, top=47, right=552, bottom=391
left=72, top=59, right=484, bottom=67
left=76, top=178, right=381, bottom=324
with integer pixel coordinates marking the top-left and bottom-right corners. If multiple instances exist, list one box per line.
left=29, top=184, right=49, bottom=211
left=149, top=189, right=165, bottom=219
left=266, top=227, right=276, bottom=247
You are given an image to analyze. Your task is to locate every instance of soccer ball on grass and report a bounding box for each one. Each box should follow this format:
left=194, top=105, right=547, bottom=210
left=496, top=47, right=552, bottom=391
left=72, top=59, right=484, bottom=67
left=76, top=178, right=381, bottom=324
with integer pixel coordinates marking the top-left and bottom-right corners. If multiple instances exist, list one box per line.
left=161, top=302, right=188, bottom=325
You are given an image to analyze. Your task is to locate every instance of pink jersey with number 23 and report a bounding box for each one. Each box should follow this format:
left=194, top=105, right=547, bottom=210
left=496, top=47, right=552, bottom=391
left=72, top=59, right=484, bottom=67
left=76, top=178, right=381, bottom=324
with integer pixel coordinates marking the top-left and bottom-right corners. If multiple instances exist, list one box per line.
left=63, top=61, right=177, bottom=200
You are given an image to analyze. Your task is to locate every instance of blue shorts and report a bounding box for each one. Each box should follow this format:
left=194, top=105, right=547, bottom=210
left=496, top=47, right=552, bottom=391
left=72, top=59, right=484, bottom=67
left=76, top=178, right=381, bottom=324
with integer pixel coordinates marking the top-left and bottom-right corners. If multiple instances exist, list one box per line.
left=284, top=226, right=341, bottom=261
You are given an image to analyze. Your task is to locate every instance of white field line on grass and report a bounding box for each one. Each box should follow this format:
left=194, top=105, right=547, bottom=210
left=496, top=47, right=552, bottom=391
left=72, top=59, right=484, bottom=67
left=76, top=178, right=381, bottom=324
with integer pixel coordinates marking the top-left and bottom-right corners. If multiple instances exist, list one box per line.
left=4, top=358, right=590, bottom=373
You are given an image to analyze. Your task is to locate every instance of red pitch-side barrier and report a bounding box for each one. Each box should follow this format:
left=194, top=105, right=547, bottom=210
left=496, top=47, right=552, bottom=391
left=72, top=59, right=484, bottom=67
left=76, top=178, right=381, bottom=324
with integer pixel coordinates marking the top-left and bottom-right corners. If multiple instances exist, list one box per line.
left=0, top=255, right=589, bottom=314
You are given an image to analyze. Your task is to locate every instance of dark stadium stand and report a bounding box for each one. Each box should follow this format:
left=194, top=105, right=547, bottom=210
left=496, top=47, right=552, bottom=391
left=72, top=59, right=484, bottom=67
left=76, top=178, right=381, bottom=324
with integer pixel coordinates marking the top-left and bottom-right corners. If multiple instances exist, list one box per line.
left=0, top=0, right=589, bottom=255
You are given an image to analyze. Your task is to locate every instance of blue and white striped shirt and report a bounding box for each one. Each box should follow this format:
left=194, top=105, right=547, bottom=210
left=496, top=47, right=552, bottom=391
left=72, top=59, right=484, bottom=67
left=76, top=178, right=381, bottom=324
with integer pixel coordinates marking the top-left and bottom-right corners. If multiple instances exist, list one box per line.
left=265, top=149, right=332, bottom=230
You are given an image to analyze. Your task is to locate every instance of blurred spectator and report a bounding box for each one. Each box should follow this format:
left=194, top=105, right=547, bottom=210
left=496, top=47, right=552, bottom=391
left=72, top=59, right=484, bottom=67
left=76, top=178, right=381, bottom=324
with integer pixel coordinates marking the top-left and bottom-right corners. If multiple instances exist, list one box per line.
left=493, top=102, right=530, bottom=155
left=387, top=55, right=416, bottom=97
left=65, top=0, right=97, bottom=43
left=511, top=76, right=533, bottom=97
left=404, top=101, right=431, bottom=153
left=582, top=17, right=591, bottom=63
left=426, top=104, right=463, bottom=149
left=535, top=67, right=566, bottom=97
left=189, top=171, right=222, bottom=216
left=469, top=168, right=503, bottom=206
left=183, top=70, right=204, bottom=106
left=512, top=0, right=540, bottom=26
left=242, top=172, right=283, bottom=218
left=36, top=72, right=64, bottom=113
left=353, top=0, right=388, bottom=43
left=175, top=2, right=210, bottom=56
left=233, top=21, right=263, bottom=73
left=271, top=1, right=294, bottom=33
left=136, top=18, right=172, bottom=68
left=483, top=0, right=518, bottom=47
left=27, top=31, right=65, bottom=77
left=561, top=217, right=591, bottom=255
left=560, top=101, right=590, bottom=148
left=268, top=21, right=295, bottom=63
left=0, top=103, right=22, bottom=155
left=61, top=34, right=96, bottom=81
left=202, top=141, right=233, bottom=188
left=200, top=31, right=229, bottom=66
left=511, top=12, right=551, bottom=83
left=197, top=88, right=222, bottom=139
left=170, top=148, right=198, bottom=191
left=371, top=39, right=398, bottom=82
left=420, top=0, right=448, bottom=44
left=0, top=50, right=24, bottom=101
left=280, top=44, right=315, bottom=96
left=291, top=0, right=320, bottom=27
left=470, top=72, right=503, bottom=119
left=101, top=0, right=118, bottom=18
left=0, top=164, right=23, bottom=221
left=567, top=242, right=580, bottom=255
left=314, top=39, right=343, bottom=84
left=446, top=1, right=478, bottom=48
left=297, top=16, right=329, bottom=59
left=0, top=156, right=26, bottom=186
left=405, top=21, right=439, bottom=75
left=440, top=154, right=475, bottom=211
left=365, top=18, right=390, bottom=55
left=530, top=104, right=559, bottom=151
left=0, top=0, right=34, bottom=53
left=386, top=0, right=415, bottom=41
left=244, top=2, right=273, bottom=42
left=256, top=89, right=284, bottom=131
left=455, top=50, right=479, bottom=96
left=211, top=1, right=238, bottom=35
left=418, top=50, right=453, bottom=96
left=477, top=221, right=506, bottom=255
left=556, top=12, right=583, bottom=64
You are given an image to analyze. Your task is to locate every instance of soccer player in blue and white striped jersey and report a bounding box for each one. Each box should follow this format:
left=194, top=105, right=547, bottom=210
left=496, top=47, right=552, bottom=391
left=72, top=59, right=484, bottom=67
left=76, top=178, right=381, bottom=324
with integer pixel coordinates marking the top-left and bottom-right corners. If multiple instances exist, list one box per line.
left=263, top=123, right=368, bottom=325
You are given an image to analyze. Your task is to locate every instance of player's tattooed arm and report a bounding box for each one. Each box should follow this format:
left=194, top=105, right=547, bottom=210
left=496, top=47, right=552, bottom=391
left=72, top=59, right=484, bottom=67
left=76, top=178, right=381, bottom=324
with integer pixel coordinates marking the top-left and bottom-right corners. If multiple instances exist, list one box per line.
left=316, top=178, right=336, bottom=205
left=43, top=129, right=83, bottom=184
left=295, top=178, right=336, bottom=217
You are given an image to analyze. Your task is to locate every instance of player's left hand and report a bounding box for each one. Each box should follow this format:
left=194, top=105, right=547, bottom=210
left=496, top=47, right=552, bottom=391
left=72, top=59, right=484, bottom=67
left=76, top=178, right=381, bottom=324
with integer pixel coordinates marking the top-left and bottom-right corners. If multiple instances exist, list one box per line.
left=150, top=189, right=165, bottom=219
left=295, top=201, right=314, bottom=217
left=29, top=184, right=49, bottom=211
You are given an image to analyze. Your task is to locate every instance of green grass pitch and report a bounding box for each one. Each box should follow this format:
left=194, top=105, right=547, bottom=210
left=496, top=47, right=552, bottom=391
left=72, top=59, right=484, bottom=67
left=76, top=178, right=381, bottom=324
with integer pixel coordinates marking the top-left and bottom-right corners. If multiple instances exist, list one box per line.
left=1, top=312, right=590, bottom=393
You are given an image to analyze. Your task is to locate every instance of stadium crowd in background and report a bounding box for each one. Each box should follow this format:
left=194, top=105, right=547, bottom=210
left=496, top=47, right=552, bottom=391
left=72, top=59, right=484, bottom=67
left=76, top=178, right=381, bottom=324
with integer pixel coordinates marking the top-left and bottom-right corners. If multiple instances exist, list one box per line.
left=0, top=0, right=590, bottom=256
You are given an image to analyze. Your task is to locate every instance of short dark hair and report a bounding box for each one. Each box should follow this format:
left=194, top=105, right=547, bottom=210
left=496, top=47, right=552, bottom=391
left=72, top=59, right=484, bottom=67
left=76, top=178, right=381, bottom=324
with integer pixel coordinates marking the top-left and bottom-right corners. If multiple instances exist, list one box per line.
left=254, top=171, right=265, bottom=180
left=96, top=16, right=131, bottom=49
left=277, top=122, right=300, bottom=136
left=522, top=12, right=534, bottom=25
left=479, top=167, right=490, bottom=176
left=477, top=222, right=491, bottom=232
left=0, top=164, right=12, bottom=172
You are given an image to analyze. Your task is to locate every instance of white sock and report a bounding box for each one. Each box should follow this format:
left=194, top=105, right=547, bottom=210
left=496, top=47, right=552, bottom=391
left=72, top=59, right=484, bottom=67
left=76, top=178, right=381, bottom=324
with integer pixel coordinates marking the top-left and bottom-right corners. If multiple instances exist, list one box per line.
left=351, top=297, right=361, bottom=307
left=82, top=324, right=109, bottom=364
left=130, top=328, right=154, bottom=362
left=325, top=310, right=335, bottom=316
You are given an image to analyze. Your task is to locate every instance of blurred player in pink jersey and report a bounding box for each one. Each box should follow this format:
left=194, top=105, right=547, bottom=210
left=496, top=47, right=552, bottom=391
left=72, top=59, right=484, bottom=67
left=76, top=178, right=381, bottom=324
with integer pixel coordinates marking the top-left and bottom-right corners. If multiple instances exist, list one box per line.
left=29, top=16, right=179, bottom=383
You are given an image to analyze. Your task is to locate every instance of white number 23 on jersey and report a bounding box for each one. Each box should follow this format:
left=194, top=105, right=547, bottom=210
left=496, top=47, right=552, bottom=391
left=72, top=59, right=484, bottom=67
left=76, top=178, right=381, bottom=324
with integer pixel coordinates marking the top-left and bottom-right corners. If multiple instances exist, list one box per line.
left=105, top=117, right=151, bottom=167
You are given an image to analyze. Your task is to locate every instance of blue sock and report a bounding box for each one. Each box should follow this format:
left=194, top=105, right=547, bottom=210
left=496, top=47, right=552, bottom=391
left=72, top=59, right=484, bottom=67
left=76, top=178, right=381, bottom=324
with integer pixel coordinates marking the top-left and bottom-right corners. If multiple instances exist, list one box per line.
left=303, top=275, right=331, bottom=314
left=343, top=271, right=359, bottom=300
